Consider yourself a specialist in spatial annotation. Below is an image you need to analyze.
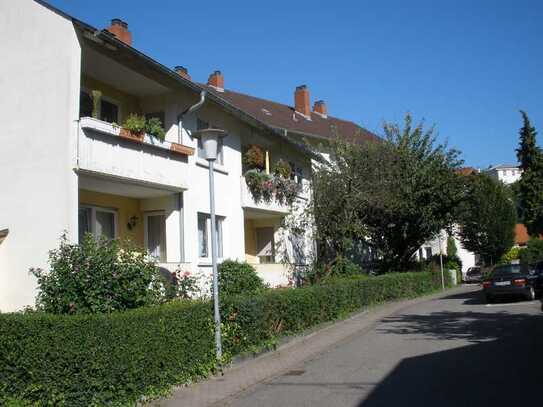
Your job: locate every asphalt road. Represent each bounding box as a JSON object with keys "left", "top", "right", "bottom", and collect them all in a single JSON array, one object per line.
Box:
[{"left": 223, "top": 286, "right": 543, "bottom": 407}]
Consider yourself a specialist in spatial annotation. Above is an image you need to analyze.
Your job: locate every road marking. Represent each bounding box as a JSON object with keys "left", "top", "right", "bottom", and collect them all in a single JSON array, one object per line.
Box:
[{"left": 485, "top": 301, "right": 540, "bottom": 308}]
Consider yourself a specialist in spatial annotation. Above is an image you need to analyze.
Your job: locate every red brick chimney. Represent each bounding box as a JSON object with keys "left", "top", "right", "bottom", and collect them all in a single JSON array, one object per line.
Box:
[
  {"left": 175, "top": 66, "right": 191, "bottom": 81},
  {"left": 313, "top": 100, "right": 327, "bottom": 118},
  {"left": 294, "top": 85, "right": 311, "bottom": 118},
  {"left": 107, "top": 19, "right": 132, "bottom": 46},
  {"left": 207, "top": 71, "right": 224, "bottom": 92}
]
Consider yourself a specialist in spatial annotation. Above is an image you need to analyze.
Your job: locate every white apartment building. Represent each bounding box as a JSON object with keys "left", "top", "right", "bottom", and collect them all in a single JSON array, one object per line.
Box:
[
  {"left": 0, "top": 0, "right": 377, "bottom": 311},
  {"left": 483, "top": 164, "right": 522, "bottom": 185}
]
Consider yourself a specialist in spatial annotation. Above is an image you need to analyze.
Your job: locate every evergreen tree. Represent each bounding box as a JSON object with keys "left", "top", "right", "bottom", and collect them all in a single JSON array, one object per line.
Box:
[
  {"left": 516, "top": 111, "right": 539, "bottom": 171},
  {"left": 516, "top": 111, "right": 543, "bottom": 236}
]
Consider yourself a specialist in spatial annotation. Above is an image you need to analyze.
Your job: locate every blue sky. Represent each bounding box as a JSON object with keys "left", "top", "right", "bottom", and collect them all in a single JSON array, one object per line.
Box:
[{"left": 47, "top": 0, "right": 543, "bottom": 168}]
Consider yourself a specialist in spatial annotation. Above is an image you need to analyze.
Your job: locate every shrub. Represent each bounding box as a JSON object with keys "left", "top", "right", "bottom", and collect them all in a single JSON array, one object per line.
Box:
[
  {"left": 0, "top": 272, "right": 447, "bottom": 406},
  {"left": 123, "top": 113, "right": 146, "bottom": 134},
  {"left": 243, "top": 145, "right": 265, "bottom": 170},
  {"left": 218, "top": 260, "right": 265, "bottom": 297},
  {"left": 30, "top": 234, "right": 160, "bottom": 314},
  {"left": 0, "top": 301, "right": 215, "bottom": 406},
  {"left": 499, "top": 246, "right": 521, "bottom": 264},
  {"left": 519, "top": 237, "right": 543, "bottom": 264},
  {"left": 145, "top": 117, "right": 166, "bottom": 141}
]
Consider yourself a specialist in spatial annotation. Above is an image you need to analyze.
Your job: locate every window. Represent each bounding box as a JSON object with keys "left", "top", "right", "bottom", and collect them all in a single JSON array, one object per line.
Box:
[
  {"left": 198, "top": 213, "right": 224, "bottom": 259},
  {"left": 256, "top": 227, "right": 275, "bottom": 264},
  {"left": 145, "top": 212, "right": 166, "bottom": 262},
  {"left": 198, "top": 213, "right": 208, "bottom": 258},
  {"left": 294, "top": 166, "right": 303, "bottom": 185},
  {"left": 424, "top": 247, "right": 432, "bottom": 259},
  {"left": 79, "top": 91, "right": 93, "bottom": 118},
  {"left": 145, "top": 111, "right": 166, "bottom": 128},
  {"left": 289, "top": 162, "right": 303, "bottom": 185},
  {"left": 100, "top": 99, "right": 119, "bottom": 123},
  {"left": 196, "top": 118, "right": 224, "bottom": 164},
  {"left": 78, "top": 206, "right": 117, "bottom": 241}
]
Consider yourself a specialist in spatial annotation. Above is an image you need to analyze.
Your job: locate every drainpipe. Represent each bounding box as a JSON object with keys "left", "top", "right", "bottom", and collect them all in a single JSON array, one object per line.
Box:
[{"left": 177, "top": 90, "right": 207, "bottom": 143}]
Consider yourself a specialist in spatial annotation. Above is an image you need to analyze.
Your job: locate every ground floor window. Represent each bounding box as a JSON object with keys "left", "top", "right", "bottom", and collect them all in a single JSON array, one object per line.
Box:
[
  {"left": 145, "top": 212, "right": 167, "bottom": 262},
  {"left": 198, "top": 212, "right": 224, "bottom": 259},
  {"left": 78, "top": 205, "right": 117, "bottom": 241},
  {"left": 256, "top": 227, "right": 275, "bottom": 264},
  {"left": 425, "top": 247, "right": 433, "bottom": 259}
]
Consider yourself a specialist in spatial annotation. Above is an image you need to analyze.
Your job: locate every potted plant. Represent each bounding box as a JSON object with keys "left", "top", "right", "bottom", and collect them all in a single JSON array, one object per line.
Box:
[
  {"left": 272, "top": 159, "right": 292, "bottom": 179},
  {"left": 245, "top": 169, "right": 273, "bottom": 203},
  {"left": 120, "top": 114, "right": 146, "bottom": 142},
  {"left": 145, "top": 117, "right": 166, "bottom": 142},
  {"left": 243, "top": 145, "right": 265, "bottom": 171}
]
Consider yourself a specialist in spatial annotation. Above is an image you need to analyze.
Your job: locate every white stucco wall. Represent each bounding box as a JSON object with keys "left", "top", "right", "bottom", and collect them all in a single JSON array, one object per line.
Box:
[{"left": 0, "top": 0, "right": 81, "bottom": 311}]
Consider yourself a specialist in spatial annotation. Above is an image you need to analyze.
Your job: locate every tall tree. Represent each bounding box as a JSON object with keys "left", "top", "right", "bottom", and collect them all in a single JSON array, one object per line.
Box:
[
  {"left": 457, "top": 173, "right": 516, "bottom": 265},
  {"left": 515, "top": 111, "right": 543, "bottom": 235},
  {"left": 311, "top": 113, "right": 464, "bottom": 272}
]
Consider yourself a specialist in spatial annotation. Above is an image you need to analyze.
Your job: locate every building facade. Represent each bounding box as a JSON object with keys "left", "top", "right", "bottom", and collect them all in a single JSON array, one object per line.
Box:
[{"left": 0, "top": 0, "right": 375, "bottom": 311}]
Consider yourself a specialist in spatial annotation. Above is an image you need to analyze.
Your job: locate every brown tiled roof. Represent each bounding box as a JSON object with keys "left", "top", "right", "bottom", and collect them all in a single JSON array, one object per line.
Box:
[
  {"left": 515, "top": 223, "right": 530, "bottom": 246},
  {"left": 455, "top": 167, "right": 478, "bottom": 176},
  {"left": 202, "top": 85, "right": 379, "bottom": 143}
]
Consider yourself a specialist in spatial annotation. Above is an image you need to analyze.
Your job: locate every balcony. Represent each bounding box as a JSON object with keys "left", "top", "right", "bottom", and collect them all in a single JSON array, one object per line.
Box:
[
  {"left": 78, "top": 117, "right": 193, "bottom": 190},
  {"left": 240, "top": 176, "right": 291, "bottom": 215}
]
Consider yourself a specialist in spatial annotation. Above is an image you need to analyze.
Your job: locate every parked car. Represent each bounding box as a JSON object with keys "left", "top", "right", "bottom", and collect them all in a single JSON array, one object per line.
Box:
[
  {"left": 482, "top": 264, "right": 540, "bottom": 303},
  {"left": 464, "top": 266, "right": 482, "bottom": 283}
]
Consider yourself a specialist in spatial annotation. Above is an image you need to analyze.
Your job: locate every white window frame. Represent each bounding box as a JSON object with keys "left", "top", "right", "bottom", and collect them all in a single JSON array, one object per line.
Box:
[
  {"left": 79, "top": 205, "right": 118, "bottom": 241},
  {"left": 144, "top": 211, "right": 167, "bottom": 262},
  {"left": 197, "top": 212, "right": 225, "bottom": 260}
]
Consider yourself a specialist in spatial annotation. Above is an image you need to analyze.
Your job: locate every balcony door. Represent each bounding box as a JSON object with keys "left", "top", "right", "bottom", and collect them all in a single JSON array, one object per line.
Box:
[
  {"left": 256, "top": 227, "right": 275, "bottom": 264},
  {"left": 145, "top": 212, "right": 166, "bottom": 262}
]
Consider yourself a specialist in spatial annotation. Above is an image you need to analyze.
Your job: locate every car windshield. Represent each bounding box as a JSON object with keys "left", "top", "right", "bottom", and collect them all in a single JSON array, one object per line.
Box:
[
  {"left": 467, "top": 268, "right": 480, "bottom": 275},
  {"left": 492, "top": 264, "right": 529, "bottom": 277}
]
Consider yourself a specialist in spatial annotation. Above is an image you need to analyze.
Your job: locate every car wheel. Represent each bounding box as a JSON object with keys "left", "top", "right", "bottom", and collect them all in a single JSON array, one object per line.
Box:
[
  {"left": 526, "top": 287, "right": 536, "bottom": 301},
  {"left": 485, "top": 294, "right": 494, "bottom": 304}
]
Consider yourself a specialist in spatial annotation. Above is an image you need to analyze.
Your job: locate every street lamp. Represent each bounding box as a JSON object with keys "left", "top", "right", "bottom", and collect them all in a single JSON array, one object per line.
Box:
[
  {"left": 193, "top": 128, "right": 227, "bottom": 362},
  {"left": 438, "top": 232, "right": 445, "bottom": 290}
]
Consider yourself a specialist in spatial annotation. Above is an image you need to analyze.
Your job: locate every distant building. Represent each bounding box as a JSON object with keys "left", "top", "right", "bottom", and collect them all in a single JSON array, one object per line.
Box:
[{"left": 483, "top": 164, "right": 522, "bottom": 185}]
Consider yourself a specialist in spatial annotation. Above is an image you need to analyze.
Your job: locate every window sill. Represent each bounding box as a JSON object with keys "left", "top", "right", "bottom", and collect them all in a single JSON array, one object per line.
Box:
[
  {"left": 196, "top": 158, "right": 229, "bottom": 175},
  {"left": 197, "top": 258, "right": 224, "bottom": 267}
]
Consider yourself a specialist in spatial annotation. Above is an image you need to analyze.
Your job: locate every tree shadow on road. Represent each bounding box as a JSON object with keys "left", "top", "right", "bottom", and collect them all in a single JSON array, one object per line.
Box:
[{"left": 359, "top": 291, "right": 543, "bottom": 407}]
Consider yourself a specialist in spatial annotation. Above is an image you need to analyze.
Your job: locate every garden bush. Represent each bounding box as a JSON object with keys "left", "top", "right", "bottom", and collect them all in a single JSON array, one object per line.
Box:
[
  {"left": 519, "top": 237, "right": 543, "bottom": 265},
  {"left": 30, "top": 235, "right": 161, "bottom": 314},
  {"left": 218, "top": 260, "right": 265, "bottom": 297},
  {"left": 0, "top": 271, "right": 447, "bottom": 406}
]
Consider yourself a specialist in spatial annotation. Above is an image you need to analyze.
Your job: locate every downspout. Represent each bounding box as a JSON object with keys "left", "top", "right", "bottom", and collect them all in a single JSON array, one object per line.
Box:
[
  {"left": 177, "top": 90, "right": 206, "bottom": 143},
  {"left": 176, "top": 90, "right": 206, "bottom": 263}
]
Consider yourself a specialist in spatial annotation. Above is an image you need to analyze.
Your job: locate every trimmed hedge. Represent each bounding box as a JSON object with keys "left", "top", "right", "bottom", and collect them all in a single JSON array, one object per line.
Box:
[{"left": 0, "top": 271, "right": 447, "bottom": 406}]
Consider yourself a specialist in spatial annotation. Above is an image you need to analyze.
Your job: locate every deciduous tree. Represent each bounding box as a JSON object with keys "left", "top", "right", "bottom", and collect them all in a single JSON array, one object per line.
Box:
[
  {"left": 456, "top": 173, "right": 516, "bottom": 265},
  {"left": 311, "top": 113, "right": 464, "bottom": 272}
]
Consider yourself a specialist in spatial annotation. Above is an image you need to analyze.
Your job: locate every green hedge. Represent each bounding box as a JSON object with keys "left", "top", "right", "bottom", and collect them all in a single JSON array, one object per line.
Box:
[{"left": 0, "top": 271, "right": 447, "bottom": 406}]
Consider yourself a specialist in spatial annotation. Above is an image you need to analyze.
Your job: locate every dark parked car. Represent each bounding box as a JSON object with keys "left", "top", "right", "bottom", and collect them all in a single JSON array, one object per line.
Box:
[
  {"left": 482, "top": 263, "right": 540, "bottom": 303},
  {"left": 464, "top": 266, "right": 482, "bottom": 283}
]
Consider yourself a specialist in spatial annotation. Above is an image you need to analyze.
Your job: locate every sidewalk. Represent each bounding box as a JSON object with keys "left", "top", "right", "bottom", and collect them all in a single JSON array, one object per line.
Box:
[{"left": 151, "top": 285, "right": 471, "bottom": 407}]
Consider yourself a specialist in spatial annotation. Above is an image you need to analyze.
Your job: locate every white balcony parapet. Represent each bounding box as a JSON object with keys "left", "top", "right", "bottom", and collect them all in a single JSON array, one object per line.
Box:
[
  {"left": 77, "top": 117, "right": 191, "bottom": 190},
  {"left": 240, "top": 176, "right": 291, "bottom": 214}
]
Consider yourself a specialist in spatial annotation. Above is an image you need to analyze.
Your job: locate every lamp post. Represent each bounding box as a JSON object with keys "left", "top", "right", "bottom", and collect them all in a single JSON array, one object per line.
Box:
[
  {"left": 194, "top": 128, "right": 227, "bottom": 362},
  {"left": 438, "top": 232, "right": 445, "bottom": 290}
]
